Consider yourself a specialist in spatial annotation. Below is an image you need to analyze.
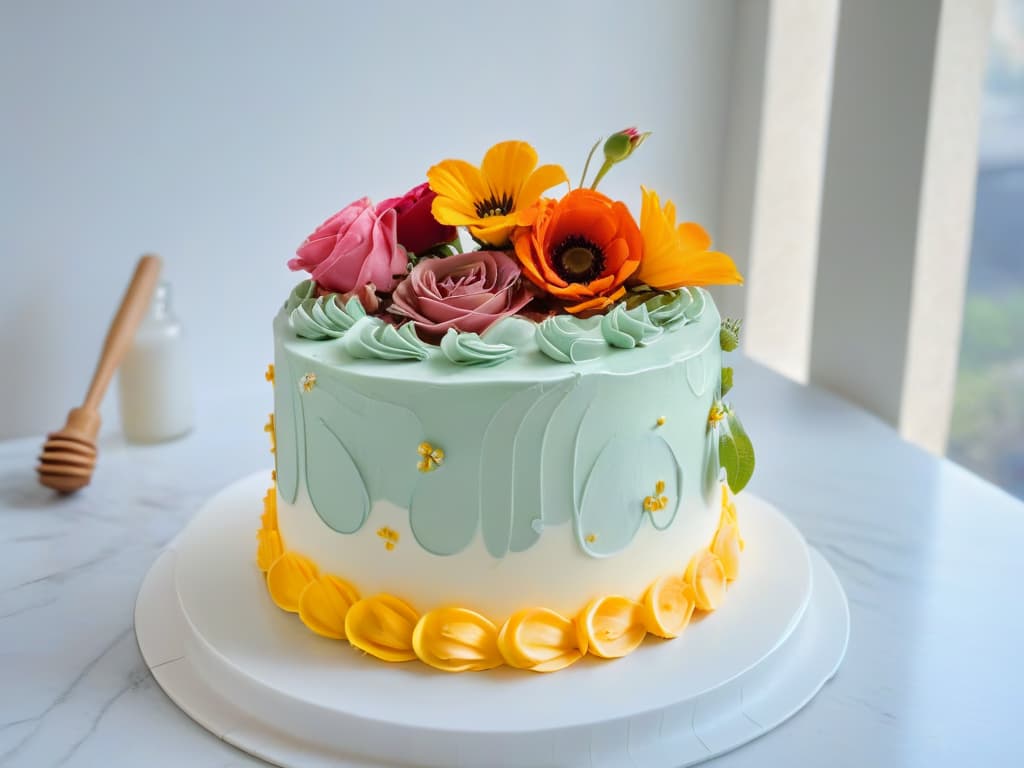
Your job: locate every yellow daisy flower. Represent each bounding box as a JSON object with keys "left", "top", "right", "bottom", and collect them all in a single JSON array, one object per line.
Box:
[
  {"left": 428, "top": 141, "right": 568, "bottom": 247},
  {"left": 636, "top": 186, "right": 743, "bottom": 290}
]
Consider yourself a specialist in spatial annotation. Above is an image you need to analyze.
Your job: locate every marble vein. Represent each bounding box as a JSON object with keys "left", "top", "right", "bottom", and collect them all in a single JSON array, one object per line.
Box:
[{"left": 0, "top": 627, "right": 133, "bottom": 763}]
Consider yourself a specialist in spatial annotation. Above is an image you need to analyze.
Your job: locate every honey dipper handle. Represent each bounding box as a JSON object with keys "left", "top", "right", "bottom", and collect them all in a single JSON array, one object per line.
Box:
[{"left": 82, "top": 254, "right": 163, "bottom": 413}]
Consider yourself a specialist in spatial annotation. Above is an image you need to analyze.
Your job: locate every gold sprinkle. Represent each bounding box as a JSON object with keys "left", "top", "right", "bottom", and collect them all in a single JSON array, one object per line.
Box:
[
  {"left": 377, "top": 526, "right": 399, "bottom": 550},
  {"left": 264, "top": 414, "right": 276, "bottom": 454},
  {"left": 656, "top": 416, "right": 666, "bottom": 427},
  {"left": 417, "top": 441, "right": 444, "bottom": 472},
  {"left": 643, "top": 480, "right": 669, "bottom": 513},
  {"left": 300, "top": 372, "right": 317, "bottom": 392},
  {"left": 271, "top": 469, "right": 277, "bottom": 483},
  {"left": 585, "top": 533, "right": 597, "bottom": 543},
  {"left": 265, "top": 364, "right": 275, "bottom": 384}
]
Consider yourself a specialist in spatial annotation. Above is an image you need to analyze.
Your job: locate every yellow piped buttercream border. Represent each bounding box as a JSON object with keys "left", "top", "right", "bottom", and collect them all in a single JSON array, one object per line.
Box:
[{"left": 256, "top": 483, "right": 743, "bottom": 672}]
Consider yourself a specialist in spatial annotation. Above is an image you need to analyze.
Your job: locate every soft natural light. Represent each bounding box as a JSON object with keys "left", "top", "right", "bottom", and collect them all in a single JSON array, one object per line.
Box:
[{"left": 949, "top": 0, "right": 1024, "bottom": 500}]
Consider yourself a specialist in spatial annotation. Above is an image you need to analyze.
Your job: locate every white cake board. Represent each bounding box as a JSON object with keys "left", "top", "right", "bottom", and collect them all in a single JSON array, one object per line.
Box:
[{"left": 135, "top": 473, "right": 848, "bottom": 768}]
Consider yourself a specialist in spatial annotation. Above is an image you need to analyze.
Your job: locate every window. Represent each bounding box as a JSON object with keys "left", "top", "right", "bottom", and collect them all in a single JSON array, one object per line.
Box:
[{"left": 949, "top": 0, "right": 1024, "bottom": 499}]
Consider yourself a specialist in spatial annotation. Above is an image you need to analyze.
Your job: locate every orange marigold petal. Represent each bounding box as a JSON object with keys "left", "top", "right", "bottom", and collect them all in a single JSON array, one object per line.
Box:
[
  {"left": 266, "top": 551, "right": 318, "bottom": 612},
  {"left": 637, "top": 185, "right": 743, "bottom": 290},
  {"left": 669, "top": 251, "right": 744, "bottom": 288},
  {"left": 513, "top": 231, "right": 550, "bottom": 289},
  {"left": 678, "top": 221, "right": 712, "bottom": 251},
  {"left": 565, "top": 289, "right": 623, "bottom": 315}
]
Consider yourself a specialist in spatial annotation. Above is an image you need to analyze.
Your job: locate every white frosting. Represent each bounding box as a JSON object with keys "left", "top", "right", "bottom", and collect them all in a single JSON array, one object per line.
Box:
[{"left": 277, "top": 482, "right": 719, "bottom": 618}]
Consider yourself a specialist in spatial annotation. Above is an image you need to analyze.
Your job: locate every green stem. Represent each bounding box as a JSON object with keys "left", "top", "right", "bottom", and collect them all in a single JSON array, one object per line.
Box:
[
  {"left": 590, "top": 159, "right": 613, "bottom": 190},
  {"left": 578, "top": 138, "right": 602, "bottom": 189}
]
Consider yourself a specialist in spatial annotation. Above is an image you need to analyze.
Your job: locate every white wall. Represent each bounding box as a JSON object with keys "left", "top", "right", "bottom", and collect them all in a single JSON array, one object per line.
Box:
[{"left": 0, "top": 0, "right": 738, "bottom": 439}]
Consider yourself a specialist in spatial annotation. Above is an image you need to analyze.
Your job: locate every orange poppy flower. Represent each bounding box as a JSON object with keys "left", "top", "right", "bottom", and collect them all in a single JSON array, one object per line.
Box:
[{"left": 513, "top": 189, "right": 642, "bottom": 315}]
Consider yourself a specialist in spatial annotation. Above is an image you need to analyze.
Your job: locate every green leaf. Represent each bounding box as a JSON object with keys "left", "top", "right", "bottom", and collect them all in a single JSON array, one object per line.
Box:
[
  {"left": 721, "top": 366, "right": 733, "bottom": 396},
  {"left": 724, "top": 408, "right": 755, "bottom": 493},
  {"left": 718, "top": 427, "right": 739, "bottom": 493}
]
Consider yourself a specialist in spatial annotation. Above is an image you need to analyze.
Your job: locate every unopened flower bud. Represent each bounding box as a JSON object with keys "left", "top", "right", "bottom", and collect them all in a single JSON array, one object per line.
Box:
[{"left": 603, "top": 127, "right": 650, "bottom": 164}]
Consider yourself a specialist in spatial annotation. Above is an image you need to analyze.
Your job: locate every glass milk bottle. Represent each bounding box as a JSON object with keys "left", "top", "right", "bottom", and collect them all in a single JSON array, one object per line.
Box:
[{"left": 118, "top": 281, "right": 194, "bottom": 443}]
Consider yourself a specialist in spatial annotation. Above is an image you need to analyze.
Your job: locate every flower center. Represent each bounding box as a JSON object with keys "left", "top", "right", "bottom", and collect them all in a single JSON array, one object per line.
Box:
[
  {"left": 552, "top": 235, "right": 605, "bottom": 283},
  {"left": 474, "top": 192, "right": 514, "bottom": 219}
]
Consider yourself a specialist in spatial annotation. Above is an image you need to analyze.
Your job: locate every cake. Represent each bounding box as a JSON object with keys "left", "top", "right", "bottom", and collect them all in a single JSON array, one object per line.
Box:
[{"left": 256, "top": 130, "right": 755, "bottom": 672}]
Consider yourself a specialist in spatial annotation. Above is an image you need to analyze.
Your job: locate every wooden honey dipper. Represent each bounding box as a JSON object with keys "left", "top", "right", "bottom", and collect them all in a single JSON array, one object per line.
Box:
[{"left": 37, "top": 254, "right": 163, "bottom": 493}]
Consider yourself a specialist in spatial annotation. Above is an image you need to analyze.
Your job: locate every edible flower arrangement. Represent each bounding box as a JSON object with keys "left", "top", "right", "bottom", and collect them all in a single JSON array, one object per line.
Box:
[{"left": 288, "top": 128, "right": 743, "bottom": 340}]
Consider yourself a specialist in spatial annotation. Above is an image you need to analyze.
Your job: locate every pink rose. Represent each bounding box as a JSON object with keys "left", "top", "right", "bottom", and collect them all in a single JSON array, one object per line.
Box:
[
  {"left": 289, "top": 198, "right": 407, "bottom": 294},
  {"left": 389, "top": 251, "right": 533, "bottom": 339},
  {"left": 375, "top": 182, "right": 456, "bottom": 255}
]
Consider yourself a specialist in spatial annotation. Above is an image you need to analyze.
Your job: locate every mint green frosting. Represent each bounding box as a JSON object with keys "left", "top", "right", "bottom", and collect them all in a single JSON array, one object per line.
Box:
[
  {"left": 440, "top": 329, "right": 516, "bottom": 367},
  {"left": 648, "top": 287, "right": 706, "bottom": 330},
  {"left": 577, "top": 433, "right": 682, "bottom": 557},
  {"left": 342, "top": 317, "right": 428, "bottom": 361},
  {"left": 273, "top": 337, "right": 301, "bottom": 504},
  {"left": 481, "top": 316, "right": 536, "bottom": 348},
  {"left": 273, "top": 289, "right": 723, "bottom": 560},
  {"left": 290, "top": 295, "right": 367, "bottom": 340},
  {"left": 600, "top": 304, "right": 663, "bottom": 349},
  {"left": 535, "top": 316, "right": 606, "bottom": 363},
  {"left": 284, "top": 279, "right": 317, "bottom": 312}
]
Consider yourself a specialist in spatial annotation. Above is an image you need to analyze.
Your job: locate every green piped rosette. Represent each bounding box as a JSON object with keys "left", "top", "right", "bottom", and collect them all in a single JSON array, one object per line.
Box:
[
  {"left": 625, "top": 286, "right": 706, "bottom": 330},
  {"left": 600, "top": 304, "right": 662, "bottom": 348},
  {"left": 343, "top": 317, "right": 429, "bottom": 361},
  {"left": 290, "top": 293, "right": 367, "bottom": 340},
  {"left": 284, "top": 278, "right": 317, "bottom": 312},
  {"left": 535, "top": 316, "right": 606, "bottom": 363},
  {"left": 440, "top": 329, "right": 516, "bottom": 367}
]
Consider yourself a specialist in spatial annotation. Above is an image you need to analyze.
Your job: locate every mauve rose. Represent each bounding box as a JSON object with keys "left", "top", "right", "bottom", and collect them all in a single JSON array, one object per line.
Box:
[
  {"left": 376, "top": 182, "right": 456, "bottom": 256},
  {"left": 389, "top": 251, "right": 533, "bottom": 338},
  {"left": 289, "top": 198, "right": 407, "bottom": 294}
]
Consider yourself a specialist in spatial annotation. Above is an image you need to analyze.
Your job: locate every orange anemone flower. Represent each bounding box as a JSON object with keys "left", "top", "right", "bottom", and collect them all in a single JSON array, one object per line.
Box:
[
  {"left": 427, "top": 141, "right": 568, "bottom": 248},
  {"left": 636, "top": 186, "right": 743, "bottom": 290},
  {"left": 513, "top": 189, "right": 642, "bottom": 315}
]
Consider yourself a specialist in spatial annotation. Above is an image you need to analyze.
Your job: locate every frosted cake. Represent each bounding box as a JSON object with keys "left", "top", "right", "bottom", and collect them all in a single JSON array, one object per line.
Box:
[{"left": 257, "top": 130, "right": 755, "bottom": 672}]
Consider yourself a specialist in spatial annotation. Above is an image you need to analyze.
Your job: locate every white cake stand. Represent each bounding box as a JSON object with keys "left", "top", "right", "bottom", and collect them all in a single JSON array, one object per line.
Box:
[{"left": 135, "top": 473, "right": 848, "bottom": 768}]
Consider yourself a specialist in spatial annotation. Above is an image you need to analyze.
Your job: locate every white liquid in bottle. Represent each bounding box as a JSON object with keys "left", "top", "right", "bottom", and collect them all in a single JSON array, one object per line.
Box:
[{"left": 118, "top": 282, "right": 194, "bottom": 443}]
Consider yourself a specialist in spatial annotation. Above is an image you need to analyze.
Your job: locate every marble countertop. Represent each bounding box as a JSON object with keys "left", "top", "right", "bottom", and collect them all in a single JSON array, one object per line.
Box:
[{"left": 2, "top": 356, "right": 1023, "bottom": 767}]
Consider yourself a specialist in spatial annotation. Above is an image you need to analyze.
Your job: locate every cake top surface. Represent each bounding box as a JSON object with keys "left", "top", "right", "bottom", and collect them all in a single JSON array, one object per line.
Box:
[
  {"left": 280, "top": 128, "right": 743, "bottom": 372},
  {"left": 276, "top": 287, "right": 721, "bottom": 384}
]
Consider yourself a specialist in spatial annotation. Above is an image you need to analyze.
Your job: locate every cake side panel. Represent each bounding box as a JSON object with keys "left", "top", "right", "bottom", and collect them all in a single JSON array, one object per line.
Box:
[{"left": 271, "top": 311, "right": 724, "bottom": 618}]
